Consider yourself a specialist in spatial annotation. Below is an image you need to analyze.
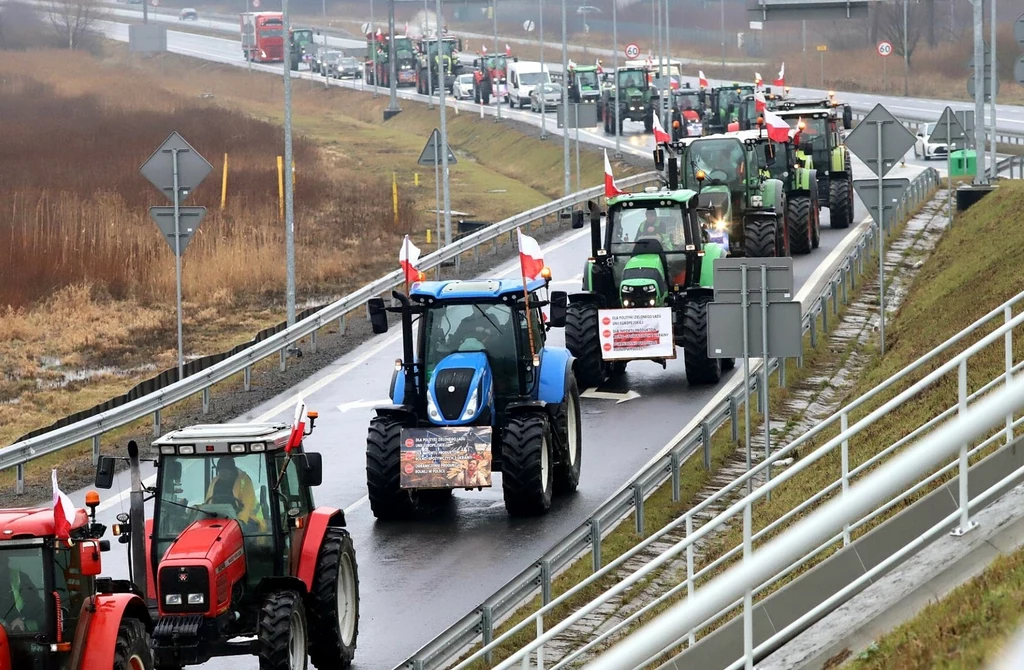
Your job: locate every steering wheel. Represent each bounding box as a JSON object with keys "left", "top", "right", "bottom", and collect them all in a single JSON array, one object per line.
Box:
[{"left": 708, "top": 169, "right": 729, "bottom": 182}]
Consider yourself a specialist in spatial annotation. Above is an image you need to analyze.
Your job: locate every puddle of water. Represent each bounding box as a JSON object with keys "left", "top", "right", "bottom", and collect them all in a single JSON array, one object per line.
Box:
[{"left": 36, "top": 363, "right": 159, "bottom": 390}]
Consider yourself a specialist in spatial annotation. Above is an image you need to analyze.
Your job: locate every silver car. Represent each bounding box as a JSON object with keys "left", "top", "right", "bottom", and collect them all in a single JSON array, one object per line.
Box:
[
  {"left": 529, "top": 83, "right": 562, "bottom": 112},
  {"left": 453, "top": 73, "right": 475, "bottom": 100}
]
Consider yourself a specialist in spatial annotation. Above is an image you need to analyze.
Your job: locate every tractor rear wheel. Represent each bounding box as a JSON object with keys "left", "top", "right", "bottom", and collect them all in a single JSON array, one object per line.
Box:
[
  {"left": 259, "top": 590, "right": 308, "bottom": 670},
  {"left": 501, "top": 414, "right": 554, "bottom": 516},
  {"left": 787, "top": 195, "right": 813, "bottom": 255},
  {"left": 553, "top": 377, "right": 582, "bottom": 495},
  {"left": 811, "top": 199, "right": 821, "bottom": 249},
  {"left": 309, "top": 528, "right": 360, "bottom": 669},
  {"left": 564, "top": 302, "right": 605, "bottom": 389},
  {"left": 644, "top": 109, "right": 654, "bottom": 133},
  {"left": 366, "top": 417, "right": 451, "bottom": 520},
  {"left": 742, "top": 216, "right": 778, "bottom": 258},
  {"left": 829, "top": 178, "right": 852, "bottom": 229},
  {"left": 113, "top": 618, "right": 153, "bottom": 670},
  {"left": 682, "top": 295, "right": 722, "bottom": 386}
]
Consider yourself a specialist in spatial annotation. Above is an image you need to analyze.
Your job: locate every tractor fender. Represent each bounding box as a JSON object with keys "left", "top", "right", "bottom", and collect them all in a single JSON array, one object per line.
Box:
[
  {"left": 761, "top": 178, "right": 785, "bottom": 213},
  {"left": 505, "top": 400, "right": 552, "bottom": 418},
  {"left": 699, "top": 243, "right": 726, "bottom": 287},
  {"left": 566, "top": 290, "right": 605, "bottom": 308},
  {"left": 373, "top": 405, "right": 417, "bottom": 423},
  {"left": 536, "top": 347, "right": 574, "bottom": 405},
  {"left": 0, "top": 624, "right": 9, "bottom": 670},
  {"left": 74, "top": 593, "right": 151, "bottom": 670},
  {"left": 831, "top": 145, "right": 847, "bottom": 174},
  {"left": 684, "top": 286, "right": 715, "bottom": 301},
  {"left": 295, "top": 508, "right": 347, "bottom": 591}
]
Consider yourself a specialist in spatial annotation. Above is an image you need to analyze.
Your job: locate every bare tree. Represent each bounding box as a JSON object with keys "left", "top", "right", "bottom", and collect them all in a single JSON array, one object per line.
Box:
[
  {"left": 47, "top": 0, "right": 102, "bottom": 50},
  {"left": 875, "top": 0, "right": 926, "bottom": 67}
]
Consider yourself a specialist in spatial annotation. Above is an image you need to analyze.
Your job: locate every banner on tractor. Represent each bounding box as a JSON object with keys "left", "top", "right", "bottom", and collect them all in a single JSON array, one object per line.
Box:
[
  {"left": 598, "top": 308, "right": 675, "bottom": 361},
  {"left": 399, "top": 427, "right": 493, "bottom": 489}
]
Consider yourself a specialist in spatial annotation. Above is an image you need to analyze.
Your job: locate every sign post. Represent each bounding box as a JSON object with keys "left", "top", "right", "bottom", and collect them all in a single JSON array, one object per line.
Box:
[
  {"left": 930, "top": 106, "right": 967, "bottom": 222},
  {"left": 877, "top": 40, "right": 892, "bottom": 91},
  {"left": 139, "top": 132, "right": 213, "bottom": 381},
  {"left": 816, "top": 44, "right": 827, "bottom": 86},
  {"left": 417, "top": 129, "right": 457, "bottom": 250}
]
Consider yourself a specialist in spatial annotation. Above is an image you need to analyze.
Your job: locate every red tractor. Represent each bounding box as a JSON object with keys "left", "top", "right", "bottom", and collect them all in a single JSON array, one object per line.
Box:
[
  {"left": 94, "top": 413, "right": 360, "bottom": 670},
  {"left": 472, "top": 52, "right": 510, "bottom": 104},
  {"left": 0, "top": 490, "right": 154, "bottom": 669}
]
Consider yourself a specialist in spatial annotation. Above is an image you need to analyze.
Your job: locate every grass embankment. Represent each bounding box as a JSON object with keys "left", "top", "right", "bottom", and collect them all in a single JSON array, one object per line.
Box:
[{"left": 0, "top": 45, "right": 634, "bottom": 476}]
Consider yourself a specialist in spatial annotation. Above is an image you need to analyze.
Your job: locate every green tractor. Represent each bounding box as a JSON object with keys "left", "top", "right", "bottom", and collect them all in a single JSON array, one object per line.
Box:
[
  {"left": 703, "top": 83, "right": 757, "bottom": 134},
  {"left": 567, "top": 64, "right": 603, "bottom": 111},
  {"left": 666, "top": 133, "right": 791, "bottom": 259},
  {"left": 727, "top": 88, "right": 785, "bottom": 132},
  {"left": 548, "top": 179, "right": 734, "bottom": 389},
  {"left": 773, "top": 97, "right": 855, "bottom": 229},
  {"left": 601, "top": 66, "right": 657, "bottom": 135},
  {"left": 288, "top": 27, "right": 316, "bottom": 71}
]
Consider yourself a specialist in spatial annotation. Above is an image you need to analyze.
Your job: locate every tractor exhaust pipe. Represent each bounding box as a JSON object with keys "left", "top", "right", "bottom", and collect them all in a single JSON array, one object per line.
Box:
[
  {"left": 391, "top": 291, "right": 418, "bottom": 409},
  {"left": 667, "top": 156, "right": 679, "bottom": 190},
  {"left": 126, "top": 440, "right": 147, "bottom": 600},
  {"left": 588, "top": 200, "right": 602, "bottom": 257}
]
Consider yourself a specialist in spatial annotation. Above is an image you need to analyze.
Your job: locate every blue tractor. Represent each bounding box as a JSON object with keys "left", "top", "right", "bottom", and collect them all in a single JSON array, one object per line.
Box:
[{"left": 364, "top": 277, "right": 582, "bottom": 519}]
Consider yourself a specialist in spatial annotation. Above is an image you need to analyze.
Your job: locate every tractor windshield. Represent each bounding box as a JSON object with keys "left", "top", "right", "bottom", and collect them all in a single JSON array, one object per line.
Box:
[
  {"left": 686, "top": 138, "right": 747, "bottom": 187},
  {"left": 617, "top": 70, "right": 646, "bottom": 90},
  {"left": 786, "top": 116, "right": 829, "bottom": 153},
  {"left": 609, "top": 205, "right": 688, "bottom": 254},
  {"left": 0, "top": 547, "right": 46, "bottom": 636},
  {"left": 575, "top": 70, "right": 598, "bottom": 89},
  {"left": 423, "top": 303, "right": 517, "bottom": 381}
]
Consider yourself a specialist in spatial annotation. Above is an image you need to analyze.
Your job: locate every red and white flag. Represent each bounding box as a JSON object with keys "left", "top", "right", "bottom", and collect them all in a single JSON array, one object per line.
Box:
[
  {"left": 285, "top": 397, "right": 306, "bottom": 454},
  {"left": 652, "top": 112, "right": 671, "bottom": 144},
  {"left": 52, "top": 469, "right": 75, "bottom": 541},
  {"left": 773, "top": 62, "right": 785, "bottom": 87},
  {"left": 755, "top": 72, "right": 763, "bottom": 87},
  {"left": 763, "top": 109, "right": 792, "bottom": 143},
  {"left": 505, "top": 43, "right": 512, "bottom": 57},
  {"left": 604, "top": 149, "right": 624, "bottom": 198},
  {"left": 698, "top": 70, "right": 708, "bottom": 88},
  {"left": 481, "top": 44, "right": 488, "bottom": 54},
  {"left": 754, "top": 90, "right": 767, "bottom": 113},
  {"left": 399, "top": 235, "right": 421, "bottom": 284},
  {"left": 517, "top": 229, "right": 544, "bottom": 280}
]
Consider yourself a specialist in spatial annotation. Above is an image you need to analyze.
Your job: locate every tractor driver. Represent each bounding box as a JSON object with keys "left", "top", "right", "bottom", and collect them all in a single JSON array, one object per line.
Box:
[
  {"left": 695, "top": 142, "right": 745, "bottom": 186},
  {"left": 638, "top": 208, "right": 685, "bottom": 251},
  {"left": 0, "top": 556, "right": 44, "bottom": 634},
  {"left": 205, "top": 456, "right": 267, "bottom": 533}
]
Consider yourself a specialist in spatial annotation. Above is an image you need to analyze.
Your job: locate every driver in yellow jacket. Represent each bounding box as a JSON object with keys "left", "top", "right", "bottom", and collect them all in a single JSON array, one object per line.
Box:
[{"left": 205, "top": 456, "right": 267, "bottom": 533}]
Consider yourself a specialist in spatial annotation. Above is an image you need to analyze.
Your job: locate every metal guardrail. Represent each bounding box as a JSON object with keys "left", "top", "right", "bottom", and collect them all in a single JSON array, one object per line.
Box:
[
  {"left": 0, "top": 172, "right": 661, "bottom": 490},
  {"left": 401, "top": 167, "right": 941, "bottom": 669}
]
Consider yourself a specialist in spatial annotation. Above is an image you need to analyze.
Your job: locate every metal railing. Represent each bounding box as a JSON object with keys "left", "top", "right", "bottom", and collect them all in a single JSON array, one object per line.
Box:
[
  {"left": 400, "top": 169, "right": 941, "bottom": 669},
  {"left": 0, "top": 173, "right": 661, "bottom": 490},
  {"left": 494, "top": 224, "right": 1024, "bottom": 670}
]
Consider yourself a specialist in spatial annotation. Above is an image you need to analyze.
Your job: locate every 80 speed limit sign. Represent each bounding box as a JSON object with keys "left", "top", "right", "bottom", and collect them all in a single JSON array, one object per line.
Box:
[
  {"left": 877, "top": 41, "right": 893, "bottom": 57},
  {"left": 625, "top": 43, "right": 640, "bottom": 59}
]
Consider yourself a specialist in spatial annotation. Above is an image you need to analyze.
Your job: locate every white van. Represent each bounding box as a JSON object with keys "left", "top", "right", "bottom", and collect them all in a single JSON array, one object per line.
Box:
[{"left": 506, "top": 61, "right": 551, "bottom": 109}]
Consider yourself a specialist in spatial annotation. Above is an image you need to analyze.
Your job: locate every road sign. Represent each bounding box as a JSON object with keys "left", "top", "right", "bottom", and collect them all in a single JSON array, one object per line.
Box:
[
  {"left": 417, "top": 128, "right": 457, "bottom": 166},
  {"left": 151, "top": 0, "right": 158, "bottom": 6},
  {"left": 139, "top": 132, "right": 213, "bottom": 205},
  {"left": 843, "top": 103, "right": 916, "bottom": 178},
  {"left": 253, "top": 0, "right": 260, "bottom": 6},
  {"left": 557, "top": 102, "right": 598, "bottom": 129},
  {"left": 148, "top": 207, "right": 207, "bottom": 256},
  {"left": 625, "top": 43, "right": 640, "bottom": 59},
  {"left": 967, "top": 73, "right": 999, "bottom": 100},
  {"left": 853, "top": 178, "right": 910, "bottom": 231},
  {"left": 965, "top": 41, "right": 992, "bottom": 68},
  {"left": 955, "top": 110, "right": 976, "bottom": 139},
  {"left": 1016, "top": 56, "right": 1024, "bottom": 86},
  {"left": 816, "top": 44, "right": 827, "bottom": 52},
  {"left": 929, "top": 107, "right": 967, "bottom": 146},
  {"left": 523, "top": 19, "right": 535, "bottom": 32},
  {"left": 712, "top": 257, "right": 794, "bottom": 304},
  {"left": 360, "top": 21, "right": 370, "bottom": 34},
  {"left": 708, "top": 302, "right": 803, "bottom": 358},
  {"left": 877, "top": 41, "right": 892, "bottom": 57},
  {"left": 1016, "top": 12, "right": 1024, "bottom": 47}
]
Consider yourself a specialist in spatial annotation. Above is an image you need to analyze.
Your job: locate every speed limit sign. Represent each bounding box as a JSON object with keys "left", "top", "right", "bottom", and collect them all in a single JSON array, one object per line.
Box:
[
  {"left": 625, "top": 43, "right": 640, "bottom": 59},
  {"left": 877, "top": 41, "right": 893, "bottom": 57},
  {"left": 253, "top": 0, "right": 261, "bottom": 6}
]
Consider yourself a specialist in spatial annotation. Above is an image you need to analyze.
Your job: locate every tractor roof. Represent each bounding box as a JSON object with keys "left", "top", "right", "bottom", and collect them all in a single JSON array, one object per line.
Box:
[
  {"left": 774, "top": 106, "right": 833, "bottom": 117},
  {"left": 0, "top": 507, "right": 88, "bottom": 541},
  {"left": 411, "top": 278, "right": 548, "bottom": 302},
  {"left": 152, "top": 422, "right": 295, "bottom": 456},
  {"left": 607, "top": 188, "right": 698, "bottom": 207}
]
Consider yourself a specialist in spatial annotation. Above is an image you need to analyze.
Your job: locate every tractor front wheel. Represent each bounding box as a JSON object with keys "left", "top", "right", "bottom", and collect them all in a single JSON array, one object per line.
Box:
[
  {"left": 742, "top": 216, "right": 778, "bottom": 258},
  {"left": 502, "top": 414, "right": 554, "bottom": 516},
  {"left": 564, "top": 302, "right": 605, "bottom": 389},
  {"left": 787, "top": 195, "right": 814, "bottom": 255},
  {"left": 259, "top": 590, "right": 309, "bottom": 670},
  {"left": 682, "top": 295, "right": 723, "bottom": 386},
  {"left": 553, "top": 377, "right": 582, "bottom": 495},
  {"left": 829, "top": 178, "right": 852, "bottom": 229},
  {"left": 114, "top": 618, "right": 153, "bottom": 670},
  {"left": 366, "top": 417, "right": 451, "bottom": 520},
  {"left": 644, "top": 109, "right": 654, "bottom": 133},
  {"left": 309, "top": 528, "right": 360, "bottom": 669}
]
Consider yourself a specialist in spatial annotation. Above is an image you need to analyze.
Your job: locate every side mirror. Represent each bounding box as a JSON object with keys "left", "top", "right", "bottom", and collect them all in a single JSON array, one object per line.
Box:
[
  {"left": 79, "top": 540, "right": 103, "bottom": 577},
  {"left": 843, "top": 104, "right": 852, "bottom": 130},
  {"left": 301, "top": 452, "right": 324, "bottom": 487},
  {"left": 653, "top": 146, "right": 665, "bottom": 171},
  {"left": 167, "top": 459, "right": 182, "bottom": 481},
  {"left": 799, "top": 141, "right": 814, "bottom": 155},
  {"left": 95, "top": 456, "right": 115, "bottom": 490},
  {"left": 571, "top": 210, "right": 586, "bottom": 229},
  {"left": 549, "top": 292, "right": 568, "bottom": 328},
  {"left": 368, "top": 297, "right": 389, "bottom": 334}
]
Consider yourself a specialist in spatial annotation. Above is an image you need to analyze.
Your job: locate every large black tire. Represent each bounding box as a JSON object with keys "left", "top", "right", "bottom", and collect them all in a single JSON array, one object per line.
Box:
[
  {"left": 553, "top": 376, "right": 582, "bottom": 495},
  {"left": 259, "top": 591, "right": 308, "bottom": 670},
  {"left": 309, "top": 528, "right": 359, "bottom": 669},
  {"left": 366, "top": 417, "right": 450, "bottom": 519},
  {"left": 501, "top": 414, "right": 554, "bottom": 516},
  {"left": 564, "top": 302, "right": 605, "bottom": 389},
  {"left": 682, "top": 295, "right": 722, "bottom": 386},
  {"left": 829, "top": 178, "right": 852, "bottom": 229},
  {"left": 742, "top": 216, "right": 778, "bottom": 258},
  {"left": 114, "top": 618, "right": 153, "bottom": 670},
  {"left": 644, "top": 109, "right": 654, "bottom": 133},
  {"left": 811, "top": 198, "right": 821, "bottom": 249},
  {"left": 787, "top": 195, "right": 813, "bottom": 255}
]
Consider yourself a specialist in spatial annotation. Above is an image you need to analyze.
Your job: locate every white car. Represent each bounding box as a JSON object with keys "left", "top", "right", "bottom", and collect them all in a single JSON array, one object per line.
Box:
[
  {"left": 913, "top": 122, "right": 948, "bottom": 161},
  {"left": 453, "top": 73, "right": 474, "bottom": 100}
]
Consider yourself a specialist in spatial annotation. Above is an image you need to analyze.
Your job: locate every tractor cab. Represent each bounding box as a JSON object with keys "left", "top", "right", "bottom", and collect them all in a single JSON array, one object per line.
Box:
[
  {"left": 669, "top": 85, "right": 705, "bottom": 140},
  {"left": 94, "top": 420, "right": 360, "bottom": 669},
  {"left": 288, "top": 27, "right": 316, "bottom": 69},
  {"left": 567, "top": 64, "right": 601, "bottom": 104},
  {"left": 601, "top": 66, "right": 656, "bottom": 135},
  {"left": 705, "top": 84, "right": 756, "bottom": 134},
  {"left": 0, "top": 493, "right": 153, "bottom": 670},
  {"left": 729, "top": 88, "right": 784, "bottom": 131}
]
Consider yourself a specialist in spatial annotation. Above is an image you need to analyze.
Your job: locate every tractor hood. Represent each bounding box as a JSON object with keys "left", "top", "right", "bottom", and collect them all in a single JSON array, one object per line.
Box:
[
  {"left": 427, "top": 352, "right": 494, "bottom": 426},
  {"left": 161, "top": 518, "right": 245, "bottom": 567},
  {"left": 620, "top": 252, "right": 667, "bottom": 308}
]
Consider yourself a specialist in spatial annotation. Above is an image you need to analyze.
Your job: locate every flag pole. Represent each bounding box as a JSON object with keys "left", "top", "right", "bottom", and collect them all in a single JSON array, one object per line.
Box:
[
  {"left": 403, "top": 235, "right": 410, "bottom": 295},
  {"left": 517, "top": 228, "right": 539, "bottom": 364}
]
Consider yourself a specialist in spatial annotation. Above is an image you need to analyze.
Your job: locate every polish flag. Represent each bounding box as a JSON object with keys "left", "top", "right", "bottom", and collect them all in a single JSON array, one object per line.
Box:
[
  {"left": 517, "top": 229, "right": 545, "bottom": 280},
  {"left": 482, "top": 44, "right": 487, "bottom": 54},
  {"left": 285, "top": 397, "right": 306, "bottom": 454},
  {"left": 52, "top": 469, "right": 75, "bottom": 541},
  {"left": 755, "top": 72, "right": 763, "bottom": 87},
  {"left": 505, "top": 43, "right": 512, "bottom": 57},
  {"left": 604, "top": 150, "right": 624, "bottom": 198},
  {"left": 754, "top": 90, "right": 767, "bottom": 113},
  {"left": 773, "top": 62, "right": 785, "bottom": 87},
  {"left": 698, "top": 70, "right": 708, "bottom": 88},
  {"left": 763, "top": 109, "right": 792, "bottom": 143},
  {"left": 652, "top": 112, "right": 671, "bottom": 145},
  {"left": 399, "top": 235, "right": 421, "bottom": 284}
]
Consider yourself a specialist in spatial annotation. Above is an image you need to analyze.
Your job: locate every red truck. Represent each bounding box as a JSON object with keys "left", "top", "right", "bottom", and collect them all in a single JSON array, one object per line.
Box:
[{"left": 241, "top": 11, "right": 284, "bottom": 62}]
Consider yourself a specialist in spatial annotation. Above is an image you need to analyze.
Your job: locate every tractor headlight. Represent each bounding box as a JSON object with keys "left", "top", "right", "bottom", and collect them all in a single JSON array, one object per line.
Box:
[
  {"left": 642, "top": 284, "right": 657, "bottom": 293},
  {"left": 714, "top": 219, "right": 727, "bottom": 231},
  {"left": 649, "top": 299, "right": 656, "bottom": 306},
  {"left": 460, "top": 387, "right": 480, "bottom": 421},
  {"left": 165, "top": 594, "right": 183, "bottom": 606},
  {"left": 427, "top": 394, "right": 442, "bottom": 422},
  {"left": 187, "top": 593, "right": 205, "bottom": 605},
  {"left": 750, "top": 195, "right": 763, "bottom": 207},
  {"left": 622, "top": 299, "right": 632, "bottom": 307}
]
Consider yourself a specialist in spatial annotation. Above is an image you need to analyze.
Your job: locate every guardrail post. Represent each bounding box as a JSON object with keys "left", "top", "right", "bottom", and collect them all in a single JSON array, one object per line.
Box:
[
  {"left": 279, "top": 349, "right": 287, "bottom": 372},
  {"left": 633, "top": 484, "right": 644, "bottom": 536},
  {"left": 202, "top": 388, "right": 210, "bottom": 414},
  {"left": 338, "top": 314, "right": 346, "bottom": 335},
  {"left": 153, "top": 410, "right": 161, "bottom": 438},
  {"left": 841, "top": 411, "right": 850, "bottom": 546},
  {"left": 16, "top": 464, "right": 23, "bottom": 495},
  {"left": 730, "top": 396, "right": 739, "bottom": 442},
  {"left": 686, "top": 514, "right": 695, "bottom": 646},
  {"left": 540, "top": 560, "right": 552, "bottom": 605},
  {"left": 474, "top": 244, "right": 480, "bottom": 263},
  {"left": 310, "top": 329, "right": 318, "bottom": 354},
  {"left": 590, "top": 519, "right": 602, "bottom": 571},
  {"left": 525, "top": 218, "right": 532, "bottom": 236},
  {"left": 1006, "top": 305, "right": 1014, "bottom": 445},
  {"left": 481, "top": 605, "right": 494, "bottom": 665},
  {"left": 850, "top": 253, "right": 857, "bottom": 290},
  {"left": 821, "top": 295, "right": 829, "bottom": 333},
  {"left": 92, "top": 435, "right": 100, "bottom": 466},
  {"left": 701, "top": 422, "right": 712, "bottom": 471},
  {"left": 810, "top": 310, "right": 818, "bottom": 348},
  {"left": 832, "top": 279, "right": 840, "bottom": 315},
  {"left": 671, "top": 452, "right": 682, "bottom": 502},
  {"left": 842, "top": 266, "right": 849, "bottom": 304},
  {"left": 952, "top": 359, "right": 979, "bottom": 536},
  {"left": 743, "top": 501, "right": 753, "bottom": 668},
  {"left": 244, "top": 365, "right": 252, "bottom": 392}
]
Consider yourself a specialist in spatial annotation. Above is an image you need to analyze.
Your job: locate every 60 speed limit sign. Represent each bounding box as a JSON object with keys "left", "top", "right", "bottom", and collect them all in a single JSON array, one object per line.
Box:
[
  {"left": 625, "top": 43, "right": 640, "bottom": 59},
  {"left": 877, "top": 41, "right": 893, "bottom": 57}
]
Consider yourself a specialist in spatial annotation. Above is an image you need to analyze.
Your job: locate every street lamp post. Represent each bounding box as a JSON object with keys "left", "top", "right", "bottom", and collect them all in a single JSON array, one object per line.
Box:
[
  {"left": 436, "top": 0, "right": 452, "bottom": 246},
  {"left": 720, "top": 0, "right": 726, "bottom": 66},
  {"left": 384, "top": 0, "right": 401, "bottom": 119},
  {"left": 903, "top": 0, "right": 909, "bottom": 96},
  {"left": 561, "top": 0, "right": 570, "bottom": 196},
  {"left": 539, "top": 0, "right": 547, "bottom": 139},
  {"left": 425, "top": 0, "right": 433, "bottom": 109},
  {"left": 613, "top": 0, "right": 620, "bottom": 157},
  {"left": 283, "top": 0, "right": 296, "bottom": 325},
  {"left": 493, "top": 0, "right": 501, "bottom": 121}
]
